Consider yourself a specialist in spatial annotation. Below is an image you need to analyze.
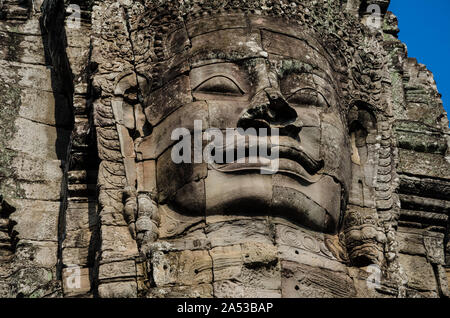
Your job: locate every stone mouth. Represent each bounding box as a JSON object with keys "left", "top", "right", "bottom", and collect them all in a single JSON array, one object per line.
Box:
[
  {"left": 209, "top": 136, "right": 323, "bottom": 183},
  {"left": 275, "top": 136, "right": 324, "bottom": 174}
]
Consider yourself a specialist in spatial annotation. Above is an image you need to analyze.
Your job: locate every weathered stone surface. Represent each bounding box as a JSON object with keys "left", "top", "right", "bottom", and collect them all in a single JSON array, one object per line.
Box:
[
  {"left": 99, "top": 260, "right": 137, "bottom": 281},
  {"left": 347, "top": 267, "right": 395, "bottom": 298},
  {"left": 98, "top": 281, "right": 137, "bottom": 298},
  {"left": 277, "top": 244, "right": 347, "bottom": 274},
  {"left": 19, "top": 89, "right": 72, "bottom": 127},
  {"left": 9, "top": 117, "right": 71, "bottom": 161},
  {"left": 0, "top": 0, "right": 449, "bottom": 299},
  {"left": 397, "top": 227, "right": 427, "bottom": 256},
  {"left": 148, "top": 284, "right": 213, "bottom": 298},
  {"left": 210, "top": 245, "right": 243, "bottom": 281},
  {"left": 14, "top": 240, "right": 58, "bottom": 269},
  {"left": 281, "top": 261, "right": 356, "bottom": 298},
  {"left": 10, "top": 201, "right": 59, "bottom": 242},
  {"left": 190, "top": 28, "right": 263, "bottom": 62},
  {"left": 159, "top": 228, "right": 209, "bottom": 251},
  {"left": 241, "top": 242, "right": 278, "bottom": 267},
  {"left": 398, "top": 254, "right": 438, "bottom": 292},
  {"left": 144, "top": 76, "right": 193, "bottom": 127},
  {"left": 12, "top": 154, "right": 63, "bottom": 182},
  {"left": 214, "top": 280, "right": 281, "bottom": 298},
  {"left": 63, "top": 229, "right": 92, "bottom": 249},
  {"left": 156, "top": 146, "right": 207, "bottom": 203},
  {"left": 272, "top": 174, "right": 342, "bottom": 230},
  {"left": 446, "top": 269, "right": 450, "bottom": 291},
  {"left": 205, "top": 170, "right": 272, "bottom": 216},
  {"left": 158, "top": 204, "right": 205, "bottom": 240},
  {"left": 100, "top": 226, "right": 139, "bottom": 262},
  {"left": 137, "top": 160, "right": 157, "bottom": 194},
  {"left": 398, "top": 149, "right": 450, "bottom": 179},
  {"left": 205, "top": 218, "right": 273, "bottom": 248},
  {"left": 186, "top": 14, "right": 247, "bottom": 38},
  {"left": 4, "top": 267, "right": 56, "bottom": 298},
  {"left": 137, "top": 101, "right": 209, "bottom": 160},
  {"left": 151, "top": 250, "right": 213, "bottom": 287}
]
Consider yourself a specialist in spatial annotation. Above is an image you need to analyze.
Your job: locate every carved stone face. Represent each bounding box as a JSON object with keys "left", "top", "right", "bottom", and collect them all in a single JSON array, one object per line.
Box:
[{"left": 137, "top": 17, "right": 352, "bottom": 234}]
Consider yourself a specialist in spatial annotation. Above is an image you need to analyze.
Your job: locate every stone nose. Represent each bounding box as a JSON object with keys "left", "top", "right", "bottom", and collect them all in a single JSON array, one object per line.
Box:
[{"left": 237, "top": 87, "right": 303, "bottom": 139}]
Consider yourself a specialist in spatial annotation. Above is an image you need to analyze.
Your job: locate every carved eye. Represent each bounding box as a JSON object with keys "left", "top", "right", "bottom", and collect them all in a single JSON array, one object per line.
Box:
[
  {"left": 194, "top": 76, "right": 244, "bottom": 96},
  {"left": 286, "top": 89, "right": 329, "bottom": 108}
]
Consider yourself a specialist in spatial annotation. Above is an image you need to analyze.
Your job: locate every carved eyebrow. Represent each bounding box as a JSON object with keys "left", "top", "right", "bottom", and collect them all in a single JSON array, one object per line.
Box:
[
  {"left": 190, "top": 62, "right": 250, "bottom": 93},
  {"left": 285, "top": 87, "right": 331, "bottom": 107},
  {"left": 190, "top": 49, "right": 266, "bottom": 67},
  {"left": 275, "top": 60, "right": 337, "bottom": 89},
  {"left": 193, "top": 75, "right": 246, "bottom": 94}
]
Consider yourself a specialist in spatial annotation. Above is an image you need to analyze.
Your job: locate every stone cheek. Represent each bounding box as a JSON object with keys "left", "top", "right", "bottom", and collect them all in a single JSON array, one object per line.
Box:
[
  {"left": 204, "top": 171, "right": 273, "bottom": 216},
  {"left": 273, "top": 174, "right": 342, "bottom": 231},
  {"left": 144, "top": 75, "right": 193, "bottom": 127},
  {"left": 137, "top": 101, "right": 209, "bottom": 160},
  {"left": 320, "top": 113, "right": 352, "bottom": 193}
]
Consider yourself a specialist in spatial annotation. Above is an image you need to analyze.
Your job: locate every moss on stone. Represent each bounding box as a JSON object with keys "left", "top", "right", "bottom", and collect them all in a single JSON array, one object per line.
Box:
[
  {"left": 279, "top": 59, "right": 316, "bottom": 77},
  {"left": 5, "top": 31, "right": 23, "bottom": 62},
  {"left": 0, "top": 79, "right": 24, "bottom": 200}
]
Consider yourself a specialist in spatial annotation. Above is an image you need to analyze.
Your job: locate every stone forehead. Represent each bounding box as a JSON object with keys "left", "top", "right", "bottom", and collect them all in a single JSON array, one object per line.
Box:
[
  {"left": 134, "top": 0, "right": 365, "bottom": 60},
  {"left": 132, "top": 0, "right": 383, "bottom": 108}
]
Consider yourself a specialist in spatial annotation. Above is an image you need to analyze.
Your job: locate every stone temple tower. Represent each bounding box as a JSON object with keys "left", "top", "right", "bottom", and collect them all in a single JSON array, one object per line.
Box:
[{"left": 0, "top": 0, "right": 449, "bottom": 298}]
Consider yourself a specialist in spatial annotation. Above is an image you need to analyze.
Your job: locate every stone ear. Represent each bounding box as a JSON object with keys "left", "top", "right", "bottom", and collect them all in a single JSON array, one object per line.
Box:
[
  {"left": 347, "top": 103, "right": 378, "bottom": 209},
  {"left": 111, "top": 73, "right": 153, "bottom": 190},
  {"left": 343, "top": 103, "right": 386, "bottom": 267}
]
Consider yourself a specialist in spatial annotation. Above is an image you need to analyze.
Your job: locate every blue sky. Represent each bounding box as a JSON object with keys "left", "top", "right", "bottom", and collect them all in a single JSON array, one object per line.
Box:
[{"left": 388, "top": 1, "right": 450, "bottom": 115}]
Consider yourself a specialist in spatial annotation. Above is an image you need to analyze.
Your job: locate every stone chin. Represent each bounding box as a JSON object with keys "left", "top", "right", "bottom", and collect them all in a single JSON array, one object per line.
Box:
[{"left": 169, "top": 160, "right": 343, "bottom": 234}]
